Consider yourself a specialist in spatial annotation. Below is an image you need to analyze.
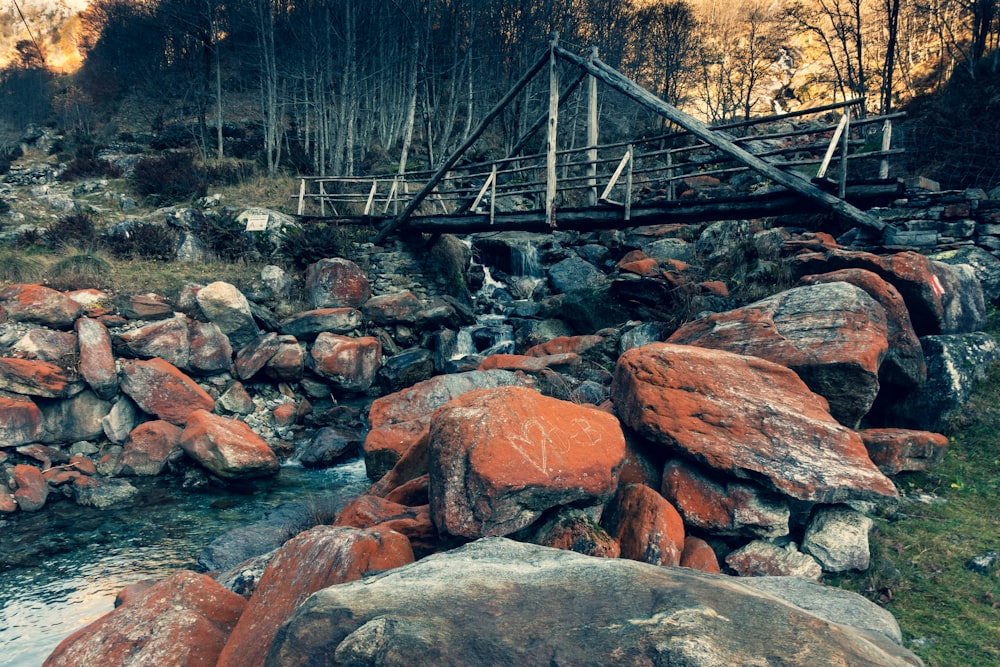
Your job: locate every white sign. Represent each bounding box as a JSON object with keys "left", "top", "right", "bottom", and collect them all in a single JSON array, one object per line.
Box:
[{"left": 244, "top": 213, "right": 269, "bottom": 232}]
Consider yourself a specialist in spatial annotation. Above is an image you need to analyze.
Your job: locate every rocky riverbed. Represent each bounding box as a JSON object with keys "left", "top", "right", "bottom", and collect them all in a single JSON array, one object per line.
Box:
[{"left": 2, "top": 204, "right": 999, "bottom": 664}]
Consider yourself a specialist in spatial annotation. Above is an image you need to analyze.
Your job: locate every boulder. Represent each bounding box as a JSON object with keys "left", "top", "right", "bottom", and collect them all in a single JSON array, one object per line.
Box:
[
  {"left": 235, "top": 332, "right": 281, "bottom": 380},
  {"left": 263, "top": 335, "right": 304, "bottom": 381},
  {"left": 801, "top": 505, "right": 874, "bottom": 572},
  {"left": 0, "top": 283, "right": 82, "bottom": 328},
  {"left": 0, "top": 396, "right": 43, "bottom": 447},
  {"left": 679, "top": 536, "right": 721, "bottom": 573},
  {"left": 216, "top": 526, "right": 414, "bottom": 667},
  {"left": 180, "top": 409, "right": 279, "bottom": 479},
  {"left": 296, "top": 425, "right": 362, "bottom": 468},
  {"left": 305, "top": 257, "right": 371, "bottom": 309},
  {"left": 612, "top": 344, "right": 898, "bottom": 504},
  {"left": 799, "top": 269, "right": 925, "bottom": 389},
  {"left": 930, "top": 245, "right": 1000, "bottom": 304},
  {"left": 528, "top": 507, "right": 620, "bottom": 558},
  {"left": 116, "top": 293, "right": 173, "bottom": 320},
  {"left": 188, "top": 320, "right": 233, "bottom": 375},
  {"left": 428, "top": 386, "right": 625, "bottom": 538},
  {"left": 13, "top": 464, "right": 48, "bottom": 512},
  {"left": 524, "top": 334, "right": 606, "bottom": 357},
  {"left": 335, "top": 496, "right": 438, "bottom": 556},
  {"left": 119, "top": 420, "right": 184, "bottom": 476},
  {"left": 548, "top": 256, "right": 607, "bottom": 293},
  {"left": 600, "top": 483, "right": 684, "bottom": 567},
  {"left": 38, "top": 390, "right": 112, "bottom": 443},
  {"left": 119, "top": 358, "right": 214, "bottom": 425},
  {"left": 668, "top": 282, "right": 889, "bottom": 427},
  {"left": 266, "top": 538, "right": 921, "bottom": 666},
  {"left": 76, "top": 317, "right": 118, "bottom": 399},
  {"left": 66, "top": 288, "right": 115, "bottom": 317},
  {"left": 117, "top": 315, "right": 191, "bottom": 369},
  {"left": 0, "top": 357, "right": 85, "bottom": 398},
  {"left": 725, "top": 540, "right": 823, "bottom": 579},
  {"left": 661, "top": 458, "right": 790, "bottom": 538},
  {"left": 102, "top": 397, "right": 140, "bottom": 444},
  {"left": 12, "top": 329, "right": 77, "bottom": 362},
  {"left": 377, "top": 348, "right": 435, "bottom": 394},
  {"left": 73, "top": 478, "right": 139, "bottom": 509},
  {"left": 887, "top": 333, "right": 1000, "bottom": 430},
  {"left": 309, "top": 333, "right": 382, "bottom": 393},
  {"left": 365, "top": 370, "right": 551, "bottom": 484},
  {"left": 278, "top": 307, "right": 362, "bottom": 339},
  {"left": 43, "top": 570, "right": 246, "bottom": 667},
  {"left": 362, "top": 291, "right": 424, "bottom": 325},
  {"left": 859, "top": 428, "right": 949, "bottom": 475},
  {"left": 195, "top": 281, "right": 259, "bottom": 349}
]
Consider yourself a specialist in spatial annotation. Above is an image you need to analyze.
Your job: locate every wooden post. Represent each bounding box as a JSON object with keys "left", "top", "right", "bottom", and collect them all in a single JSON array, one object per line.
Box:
[
  {"left": 297, "top": 178, "right": 306, "bottom": 216},
  {"left": 817, "top": 113, "right": 849, "bottom": 179},
  {"left": 838, "top": 108, "right": 850, "bottom": 199},
  {"left": 365, "top": 180, "right": 377, "bottom": 216},
  {"left": 625, "top": 144, "right": 633, "bottom": 221},
  {"left": 490, "top": 164, "right": 497, "bottom": 225},
  {"left": 587, "top": 46, "right": 599, "bottom": 207},
  {"left": 666, "top": 150, "right": 675, "bottom": 201},
  {"left": 546, "top": 32, "right": 559, "bottom": 227},
  {"left": 319, "top": 180, "right": 326, "bottom": 217},
  {"left": 879, "top": 119, "right": 892, "bottom": 179}
]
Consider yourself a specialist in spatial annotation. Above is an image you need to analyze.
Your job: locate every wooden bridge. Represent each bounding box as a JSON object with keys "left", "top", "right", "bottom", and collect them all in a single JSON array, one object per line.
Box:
[{"left": 292, "top": 37, "right": 904, "bottom": 242}]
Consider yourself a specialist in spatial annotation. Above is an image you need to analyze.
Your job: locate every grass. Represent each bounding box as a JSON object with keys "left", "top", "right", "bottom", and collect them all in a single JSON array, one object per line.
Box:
[{"left": 826, "top": 316, "right": 1000, "bottom": 666}]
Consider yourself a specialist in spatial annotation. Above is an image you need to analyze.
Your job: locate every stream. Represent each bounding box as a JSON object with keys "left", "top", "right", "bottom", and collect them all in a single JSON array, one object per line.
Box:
[{"left": 0, "top": 459, "right": 369, "bottom": 667}]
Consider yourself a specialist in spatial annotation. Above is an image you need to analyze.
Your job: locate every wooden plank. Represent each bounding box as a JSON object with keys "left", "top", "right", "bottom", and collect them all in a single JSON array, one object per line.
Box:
[
  {"left": 554, "top": 47, "right": 885, "bottom": 232},
  {"left": 816, "top": 112, "right": 848, "bottom": 179},
  {"left": 838, "top": 109, "right": 850, "bottom": 199},
  {"left": 297, "top": 178, "right": 306, "bottom": 216},
  {"left": 546, "top": 34, "right": 559, "bottom": 227},
  {"left": 879, "top": 119, "right": 893, "bottom": 179},
  {"left": 374, "top": 47, "right": 552, "bottom": 243},
  {"left": 587, "top": 47, "right": 599, "bottom": 207}
]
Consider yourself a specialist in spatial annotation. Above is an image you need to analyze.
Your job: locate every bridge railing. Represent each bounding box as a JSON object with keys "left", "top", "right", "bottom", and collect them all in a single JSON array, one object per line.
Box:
[{"left": 293, "top": 97, "right": 903, "bottom": 222}]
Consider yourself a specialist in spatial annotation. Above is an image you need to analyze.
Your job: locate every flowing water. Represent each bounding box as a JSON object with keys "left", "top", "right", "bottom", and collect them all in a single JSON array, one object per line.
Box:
[{"left": 0, "top": 459, "right": 369, "bottom": 667}]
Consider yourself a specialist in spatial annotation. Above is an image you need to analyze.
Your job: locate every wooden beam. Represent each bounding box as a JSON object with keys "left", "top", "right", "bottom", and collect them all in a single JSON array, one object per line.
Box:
[
  {"left": 374, "top": 47, "right": 552, "bottom": 243},
  {"left": 545, "top": 33, "right": 559, "bottom": 227},
  {"left": 554, "top": 47, "right": 886, "bottom": 232},
  {"left": 587, "top": 46, "right": 599, "bottom": 207}
]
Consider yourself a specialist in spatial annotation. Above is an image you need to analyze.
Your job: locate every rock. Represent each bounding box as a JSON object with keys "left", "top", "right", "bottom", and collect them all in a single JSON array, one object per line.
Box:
[
  {"left": 76, "top": 317, "right": 118, "bottom": 399},
  {"left": 428, "top": 386, "right": 625, "bottom": 538},
  {"left": 43, "top": 570, "right": 246, "bottom": 667},
  {"left": 278, "top": 307, "right": 362, "bottom": 339},
  {"left": 213, "top": 551, "right": 275, "bottom": 599},
  {"left": 296, "top": 426, "right": 362, "bottom": 468},
  {"left": 887, "top": 333, "right": 1000, "bottom": 430},
  {"left": 263, "top": 335, "right": 304, "bottom": 381},
  {"left": 966, "top": 551, "right": 998, "bottom": 575},
  {"left": 800, "top": 269, "right": 925, "bottom": 390},
  {"left": 73, "top": 478, "right": 139, "bottom": 509},
  {"left": 188, "top": 320, "right": 234, "bottom": 375},
  {"left": 119, "top": 358, "right": 214, "bottom": 425},
  {"left": 793, "top": 248, "right": 985, "bottom": 336},
  {"left": 930, "top": 245, "right": 1000, "bottom": 304},
  {"left": 726, "top": 540, "right": 824, "bottom": 579},
  {"left": 119, "top": 420, "right": 184, "bottom": 476},
  {"left": 175, "top": 231, "right": 209, "bottom": 262},
  {"left": 859, "top": 428, "right": 949, "bottom": 475},
  {"left": 362, "top": 290, "right": 424, "bottom": 325},
  {"left": 66, "top": 288, "right": 115, "bottom": 317},
  {"left": 12, "top": 329, "right": 77, "bottom": 362},
  {"left": 0, "top": 357, "right": 85, "bottom": 398},
  {"left": 600, "top": 483, "right": 684, "bottom": 566},
  {"left": 548, "top": 256, "right": 607, "bottom": 293},
  {"left": 668, "top": 282, "right": 889, "bottom": 427},
  {"left": 529, "top": 507, "right": 620, "bottom": 558},
  {"left": 0, "top": 283, "right": 83, "bottom": 328},
  {"left": 305, "top": 257, "right": 371, "bottom": 309},
  {"left": 217, "top": 381, "right": 255, "bottom": 415},
  {"left": 802, "top": 506, "right": 874, "bottom": 572},
  {"left": 524, "top": 334, "right": 605, "bottom": 356},
  {"left": 309, "top": 333, "right": 382, "bottom": 393},
  {"left": 102, "top": 397, "right": 140, "bottom": 444},
  {"left": 180, "top": 409, "right": 279, "bottom": 479},
  {"left": 266, "top": 538, "right": 921, "bottom": 666},
  {"left": 216, "top": 526, "right": 414, "bottom": 667},
  {"left": 13, "top": 464, "right": 48, "bottom": 511},
  {"left": 0, "top": 396, "right": 43, "bottom": 447},
  {"left": 235, "top": 332, "right": 281, "bottom": 380},
  {"left": 377, "top": 348, "right": 435, "bottom": 394},
  {"left": 742, "top": 576, "right": 904, "bottom": 646},
  {"left": 196, "top": 281, "right": 259, "bottom": 349},
  {"left": 258, "top": 264, "right": 294, "bottom": 302},
  {"left": 661, "top": 458, "right": 790, "bottom": 538},
  {"left": 335, "top": 496, "right": 438, "bottom": 555},
  {"left": 679, "top": 536, "right": 721, "bottom": 573},
  {"left": 38, "top": 390, "right": 112, "bottom": 443},
  {"left": 197, "top": 503, "right": 320, "bottom": 572},
  {"left": 116, "top": 293, "right": 173, "bottom": 320},
  {"left": 612, "top": 344, "right": 898, "bottom": 504},
  {"left": 478, "top": 352, "right": 581, "bottom": 375},
  {"left": 118, "top": 314, "right": 191, "bottom": 368}
]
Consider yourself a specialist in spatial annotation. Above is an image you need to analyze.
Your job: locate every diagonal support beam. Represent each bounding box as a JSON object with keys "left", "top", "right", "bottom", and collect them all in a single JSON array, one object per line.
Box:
[{"left": 554, "top": 47, "right": 885, "bottom": 232}]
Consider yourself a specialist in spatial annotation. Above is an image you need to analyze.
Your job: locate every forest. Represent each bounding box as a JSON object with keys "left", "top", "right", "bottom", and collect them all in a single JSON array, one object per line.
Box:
[{"left": 1, "top": 0, "right": 1000, "bottom": 189}]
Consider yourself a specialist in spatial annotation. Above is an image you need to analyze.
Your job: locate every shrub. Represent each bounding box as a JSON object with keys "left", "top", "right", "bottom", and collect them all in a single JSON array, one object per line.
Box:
[
  {"left": 132, "top": 152, "right": 207, "bottom": 205},
  {"left": 103, "top": 222, "right": 178, "bottom": 261},
  {"left": 60, "top": 144, "right": 122, "bottom": 181},
  {"left": 277, "top": 222, "right": 365, "bottom": 269},
  {"left": 0, "top": 248, "right": 44, "bottom": 283},
  {"left": 199, "top": 211, "right": 274, "bottom": 262},
  {"left": 44, "top": 213, "right": 98, "bottom": 250},
  {"left": 45, "top": 248, "right": 112, "bottom": 290}
]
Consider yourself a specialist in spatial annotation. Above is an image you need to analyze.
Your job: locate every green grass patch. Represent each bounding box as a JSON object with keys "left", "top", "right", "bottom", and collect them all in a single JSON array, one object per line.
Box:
[{"left": 827, "top": 341, "right": 1000, "bottom": 666}]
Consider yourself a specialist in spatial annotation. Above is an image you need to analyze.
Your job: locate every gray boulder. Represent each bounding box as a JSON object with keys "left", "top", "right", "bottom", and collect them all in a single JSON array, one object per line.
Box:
[{"left": 266, "top": 538, "right": 921, "bottom": 666}]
